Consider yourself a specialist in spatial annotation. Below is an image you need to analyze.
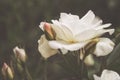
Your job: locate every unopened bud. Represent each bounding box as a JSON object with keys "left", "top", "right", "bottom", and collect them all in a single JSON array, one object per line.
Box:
[
  {"left": 13, "top": 46, "right": 27, "bottom": 63},
  {"left": 44, "top": 22, "right": 56, "bottom": 40},
  {"left": 84, "top": 54, "right": 94, "bottom": 66},
  {"left": 2, "top": 63, "right": 14, "bottom": 80},
  {"left": 80, "top": 39, "right": 98, "bottom": 66},
  {"left": 80, "top": 49, "right": 94, "bottom": 66}
]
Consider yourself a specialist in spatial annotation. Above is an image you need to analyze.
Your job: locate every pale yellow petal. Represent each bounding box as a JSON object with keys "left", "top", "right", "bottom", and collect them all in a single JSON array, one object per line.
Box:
[
  {"left": 38, "top": 35, "right": 58, "bottom": 59},
  {"left": 84, "top": 54, "right": 94, "bottom": 66}
]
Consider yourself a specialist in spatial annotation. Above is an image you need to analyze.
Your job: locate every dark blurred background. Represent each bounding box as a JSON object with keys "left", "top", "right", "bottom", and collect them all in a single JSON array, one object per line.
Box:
[{"left": 0, "top": 0, "right": 120, "bottom": 79}]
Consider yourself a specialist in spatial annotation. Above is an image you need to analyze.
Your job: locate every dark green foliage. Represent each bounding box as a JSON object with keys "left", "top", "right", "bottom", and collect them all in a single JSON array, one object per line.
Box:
[{"left": 0, "top": 0, "right": 120, "bottom": 80}]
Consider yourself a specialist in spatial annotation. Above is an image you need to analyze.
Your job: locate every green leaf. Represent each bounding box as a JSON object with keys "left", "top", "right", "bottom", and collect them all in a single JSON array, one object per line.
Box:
[{"left": 106, "top": 42, "right": 120, "bottom": 68}]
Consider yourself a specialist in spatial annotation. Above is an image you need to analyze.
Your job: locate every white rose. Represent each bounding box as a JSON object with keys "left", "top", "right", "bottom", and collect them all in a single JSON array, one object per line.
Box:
[{"left": 40, "top": 10, "right": 114, "bottom": 51}]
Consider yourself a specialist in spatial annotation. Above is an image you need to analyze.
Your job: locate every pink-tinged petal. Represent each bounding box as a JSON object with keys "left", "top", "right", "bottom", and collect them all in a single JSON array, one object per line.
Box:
[
  {"left": 48, "top": 40, "right": 90, "bottom": 51},
  {"left": 93, "top": 38, "right": 115, "bottom": 57},
  {"left": 38, "top": 35, "right": 58, "bottom": 59},
  {"left": 13, "top": 46, "right": 27, "bottom": 62},
  {"left": 2, "top": 63, "right": 14, "bottom": 79}
]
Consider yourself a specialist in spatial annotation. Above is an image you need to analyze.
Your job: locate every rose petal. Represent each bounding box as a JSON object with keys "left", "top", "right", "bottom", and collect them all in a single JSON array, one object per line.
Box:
[
  {"left": 80, "top": 10, "right": 95, "bottom": 24},
  {"left": 101, "top": 69, "right": 120, "bottom": 80},
  {"left": 52, "top": 20, "right": 73, "bottom": 41},
  {"left": 38, "top": 35, "right": 58, "bottom": 59},
  {"left": 95, "top": 23, "right": 112, "bottom": 30},
  {"left": 75, "top": 28, "right": 114, "bottom": 42},
  {"left": 93, "top": 38, "right": 115, "bottom": 57},
  {"left": 49, "top": 40, "right": 90, "bottom": 51},
  {"left": 94, "top": 69, "right": 120, "bottom": 80}
]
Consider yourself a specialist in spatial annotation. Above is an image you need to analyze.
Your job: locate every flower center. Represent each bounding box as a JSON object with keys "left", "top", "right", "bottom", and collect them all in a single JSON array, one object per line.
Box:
[{"left": 68, "top": 40, "right": 77, "bottom": 43}]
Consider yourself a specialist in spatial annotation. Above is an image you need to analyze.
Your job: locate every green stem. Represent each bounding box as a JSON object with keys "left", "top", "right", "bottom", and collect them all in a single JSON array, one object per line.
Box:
[
  {"left": 58, "top": 49, "right": 69, "bottom": 65},
  {"left": 24, "top": 65, "right": 33, "bottom": 80},
  {"left": 80, "top": 48, "right": 85, "bottom": 79},
  {"left": 44, "top": 60, "right": 48, "bottom": 80},
  {"left": 77, "top": 50, "right": 80, "bottom": 66},
  {"left": 80, "top": 60, "right": 84, "bottom": 79},
  {"left": 98, "top": 57, "right": 107, "bottom": 76}
]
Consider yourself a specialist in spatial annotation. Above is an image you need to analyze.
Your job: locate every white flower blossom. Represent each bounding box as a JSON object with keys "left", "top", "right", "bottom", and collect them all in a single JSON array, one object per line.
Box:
[
  {"left": 94, "top": 69, "right": 120, "bottom": 80},
  {"left": 39, "top": 10, "right": 114, "bottom": 51}
]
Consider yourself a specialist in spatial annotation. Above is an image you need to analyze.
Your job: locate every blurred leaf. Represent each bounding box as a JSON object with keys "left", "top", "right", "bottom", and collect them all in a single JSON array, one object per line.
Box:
[
  {"left": 106, "top": 42, "right": 120, "bottom": 68},
  {"left": 113, "top": 32, "right": 120, "bottom": 44}
]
